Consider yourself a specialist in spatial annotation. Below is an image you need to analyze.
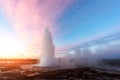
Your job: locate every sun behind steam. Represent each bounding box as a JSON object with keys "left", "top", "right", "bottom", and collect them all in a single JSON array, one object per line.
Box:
[{"left": 0, "top": 35, "right": 25, "bottom": 59}]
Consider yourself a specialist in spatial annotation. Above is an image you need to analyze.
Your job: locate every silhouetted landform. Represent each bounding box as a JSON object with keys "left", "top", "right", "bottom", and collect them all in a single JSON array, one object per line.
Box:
[
  {"left": 0, "top": 66, "right": 120, "bottom": 80},
  {"left": 100, "top": 59, "right": 120, "bottom": 67}
]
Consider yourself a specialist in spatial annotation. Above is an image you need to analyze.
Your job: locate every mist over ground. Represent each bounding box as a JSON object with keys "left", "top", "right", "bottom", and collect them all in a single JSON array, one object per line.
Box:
[{"left": 55, "top": 39, "right": 120, "bottom": 69}]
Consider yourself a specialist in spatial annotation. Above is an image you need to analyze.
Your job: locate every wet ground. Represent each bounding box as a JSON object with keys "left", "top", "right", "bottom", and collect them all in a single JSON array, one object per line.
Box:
[{"left": 0, "top": 66, "right": 120, "bottom": 80}]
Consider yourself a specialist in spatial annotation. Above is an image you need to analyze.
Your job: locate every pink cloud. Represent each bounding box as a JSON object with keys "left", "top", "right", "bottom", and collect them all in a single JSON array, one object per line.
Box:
[{"left": 0, "top": 0, "right": 74, "bottom": 45}]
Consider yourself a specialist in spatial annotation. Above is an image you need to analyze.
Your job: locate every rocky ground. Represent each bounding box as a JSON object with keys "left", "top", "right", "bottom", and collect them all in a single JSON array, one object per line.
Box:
[{"left": 0, "top": 66, "right": 120, "bottom": 80}]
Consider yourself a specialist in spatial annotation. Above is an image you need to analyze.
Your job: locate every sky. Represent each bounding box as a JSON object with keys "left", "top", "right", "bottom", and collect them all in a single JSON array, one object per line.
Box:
[
  {"left": 0, "top": 0, "right": 120, "bottom": 58},
  {"left": 55, "top": 0, "right": 120, "bottom": 47}
]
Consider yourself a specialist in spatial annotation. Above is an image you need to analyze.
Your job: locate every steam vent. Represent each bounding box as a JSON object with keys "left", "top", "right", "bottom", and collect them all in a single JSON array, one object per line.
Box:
[{"left": 40, "top": 28, "right": 56, "bottom": 67}]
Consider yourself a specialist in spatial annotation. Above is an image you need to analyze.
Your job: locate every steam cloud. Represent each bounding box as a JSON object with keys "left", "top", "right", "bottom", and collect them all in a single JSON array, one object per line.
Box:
[
  {"left": 0, "top": 0, "right": 75, "bottom": 58},
  {"left": 0, "top": 0, "right": 74, "bottom": 44},
  {"left": 57, "top": 42, "right": 120, "bottom": 68}
]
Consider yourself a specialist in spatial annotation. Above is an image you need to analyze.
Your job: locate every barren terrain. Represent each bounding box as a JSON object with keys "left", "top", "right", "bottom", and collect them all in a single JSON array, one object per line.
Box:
[{"left": 0, "top": 66, "right": 120, "bottom": 80}]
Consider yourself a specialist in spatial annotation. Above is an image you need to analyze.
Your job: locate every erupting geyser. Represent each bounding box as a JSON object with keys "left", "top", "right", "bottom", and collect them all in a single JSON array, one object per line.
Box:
[{"left": 40, "top": 27, "right": 56, "bottom": 67}]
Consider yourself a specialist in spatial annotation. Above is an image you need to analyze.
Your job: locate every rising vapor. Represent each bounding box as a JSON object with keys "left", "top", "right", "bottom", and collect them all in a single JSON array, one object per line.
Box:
[
  {"left": 0, "top": 0, "right": 75, "bottom": 58},
  {"left": 0, "top": 0, "right": 74, "bottom": 44}
]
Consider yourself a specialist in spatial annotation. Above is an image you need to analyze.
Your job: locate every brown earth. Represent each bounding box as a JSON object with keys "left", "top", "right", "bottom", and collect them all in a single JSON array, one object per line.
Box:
[{"left": 0, "top": 66, "right": 120, "bottom": 80}]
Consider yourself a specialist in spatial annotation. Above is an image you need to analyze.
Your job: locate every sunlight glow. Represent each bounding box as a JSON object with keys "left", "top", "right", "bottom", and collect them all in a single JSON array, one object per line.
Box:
[{"left": 0, "top": 34, "right": 25, "bottom": 59}]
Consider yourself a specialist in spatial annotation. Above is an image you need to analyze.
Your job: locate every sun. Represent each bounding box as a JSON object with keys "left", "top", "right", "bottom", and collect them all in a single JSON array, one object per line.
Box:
[{"left": 0, "top": 35, "right": 25, "bottom": 59}]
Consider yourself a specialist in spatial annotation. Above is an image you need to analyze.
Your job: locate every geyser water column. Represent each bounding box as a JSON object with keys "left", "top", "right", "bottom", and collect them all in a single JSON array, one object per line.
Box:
[{"left": 40, "top": 27, "right": 56, "bottom": 67}]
